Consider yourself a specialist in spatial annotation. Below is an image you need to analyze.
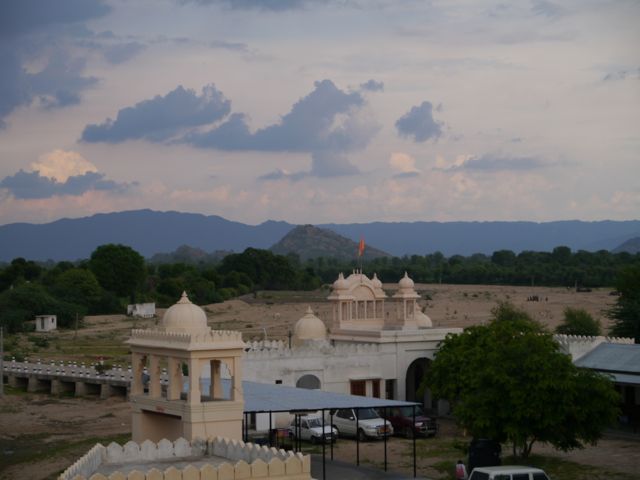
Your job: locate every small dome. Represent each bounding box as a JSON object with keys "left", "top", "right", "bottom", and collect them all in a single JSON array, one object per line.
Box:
[
  {"left": 293, "top": 306, "right": 327, "bottom": 344},
  {"left": 332, "top": 272, "right": 348, "bottom": 291},
  {"left": 161, "top": 292, "right": 210, "bottom": 333},
  {"left": 414, "top": 309, "right": 433, "bottom": 328},
  {"left": 372, "top": 273, "right": 383, "bottom": 289},
  {"left": 398, "top": 272, "right": 415, "bottom": 289}
]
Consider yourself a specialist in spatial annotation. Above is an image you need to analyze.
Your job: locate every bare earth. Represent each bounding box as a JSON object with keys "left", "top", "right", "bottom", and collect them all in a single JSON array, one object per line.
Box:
[{"left": 0, "top": 284, "right": 631, "bottom": 479}]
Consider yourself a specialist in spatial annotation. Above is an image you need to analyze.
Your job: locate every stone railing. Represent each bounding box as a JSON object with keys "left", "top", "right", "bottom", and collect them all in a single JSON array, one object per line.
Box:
[
  {"left": 129, "top": 329, "right": 244, "bottom": 346},
  {"left": 4, "top": 359, "right": 132, "bottom": 382},
  {"left": 58, "top": 437, "right": 310, "bottom": 480},
  {"left": 244, "top": 340, "right": 379, "bottom": 360}
]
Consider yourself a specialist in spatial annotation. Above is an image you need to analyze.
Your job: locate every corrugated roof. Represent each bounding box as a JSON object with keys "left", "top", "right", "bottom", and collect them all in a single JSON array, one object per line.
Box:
[
  {"left": 243, "top": 381, "right": 419, "bottom": 413},
  {"left": 575, "top": 343, "right": 640, "bottom": 374}
]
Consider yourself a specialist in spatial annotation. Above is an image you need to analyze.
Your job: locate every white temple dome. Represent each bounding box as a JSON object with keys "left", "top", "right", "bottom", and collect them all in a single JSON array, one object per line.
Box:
[
  {"left": 414, "top": 309, "right": 433, "bottom": 328},
  {"left": 293, "top": 306, "right": 327, "bottom": 344},
  {"left": 372, "top": 273, "right": 383, "bottom": 289},
  {"left": 161, "top": 291, "right": 210, "bottom": 333},
  {"left": 398, "top": 272, "right": 415, "bottom": 290},
  {"left": 332, "top": 273, "right": 348, "bottom": 291}
]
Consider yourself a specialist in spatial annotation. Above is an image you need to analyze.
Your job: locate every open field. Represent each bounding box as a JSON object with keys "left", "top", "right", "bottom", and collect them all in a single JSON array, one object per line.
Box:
[
  {"left": 5, "top": 283, "right": 618, "bottom": 365},
  {"left": 0, "top": 393, "right": 637, "bottom": 480}
]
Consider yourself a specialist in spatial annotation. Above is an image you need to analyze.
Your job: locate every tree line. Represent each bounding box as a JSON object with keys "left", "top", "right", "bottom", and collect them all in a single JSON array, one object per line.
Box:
[{"left": 1, "top": 244, "right": 638, "bottom": 340}]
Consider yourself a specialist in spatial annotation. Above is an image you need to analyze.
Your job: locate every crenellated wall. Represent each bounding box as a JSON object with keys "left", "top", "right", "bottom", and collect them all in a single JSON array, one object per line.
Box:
[
  {"left": 57, "top": 437, "right": 311, "bottom": 480},
  {"left": 553, "top": 334, "right": 634, "bottom": 360}
]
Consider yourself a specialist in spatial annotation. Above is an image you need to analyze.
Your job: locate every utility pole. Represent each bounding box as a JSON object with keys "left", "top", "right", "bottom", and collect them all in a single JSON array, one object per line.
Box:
[{"left": 1, "top": 326, "right": 4, "bottom": 398}]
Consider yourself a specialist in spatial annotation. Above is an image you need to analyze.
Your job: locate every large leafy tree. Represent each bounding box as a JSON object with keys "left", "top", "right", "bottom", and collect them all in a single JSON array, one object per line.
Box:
[
  {"left": 51, "top": 268, "right": 103, "bottom": 311},
  {"left": 609, "top": 265, "right": 640, "bottom": 343},
  {"left": 89, "top": 244, "right": 146, "bottom": 300},
  {"left": 423, "top": 303, "right": 619, "bottom": 458},
  {"left": 555, "top": 307, "right": 601, "bottom": 336}
]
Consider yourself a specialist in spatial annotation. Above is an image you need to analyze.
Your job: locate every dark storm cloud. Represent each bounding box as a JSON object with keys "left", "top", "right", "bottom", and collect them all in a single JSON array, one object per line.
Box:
[
  {"left": 395, "top": 101, "right": 443, "bottom": 142},
  {"left": 81, "top": 84, "right": 231, "bottom": 143},
  {"left": 186, "top": 79, "right": 366, "bottom": 152},
  {"left": 0, "top": 0, "right": 111, "bottom": 39},
  {"left": 0, "top": 170, "right": 134, "bottom": 199},
  {"left": 444, "top": 154, "right": 549, "bottom": 172},
  {"left": 180, "top": 0, "right": 315, "bottom": 11},
  {"left": 360, "top": 79, "right": 384, "bottom": 92}
]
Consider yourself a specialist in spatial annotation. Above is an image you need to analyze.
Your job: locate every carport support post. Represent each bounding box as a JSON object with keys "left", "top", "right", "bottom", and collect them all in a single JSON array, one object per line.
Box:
[
  {"left": 269, "top": 411, "right": 272, "bottom": 447},
  {"left": 412, "top": 404, "right": 417, "bottom": 478},
  {"left": 356, "top": 408, "right": 360, "bottom": 466},
  {"left": 330, "top": 411, "right": 334, "bottom": 460},
  {"left": 383, "top": 406, "right": 387, "bottom": 471},
  {"left": 321, "top": 408, "right": 326, "bottom": 480}
]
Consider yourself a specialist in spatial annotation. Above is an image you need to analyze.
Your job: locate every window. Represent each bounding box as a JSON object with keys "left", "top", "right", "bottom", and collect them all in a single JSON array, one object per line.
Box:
[
  {"left": 336, "top": 409, "right": 353, "bottom": 419},
  {"left": 532, "top": 474, "right": 549, "bottom": 480},
  {"left": 373, "top": 379, "right": 380, "bottom": 398},
  {"left": 469, "top": 472, "right": 489, "bottom": 480},
  {"left": 275, "top": 380, "right": 282, "bottom": 384},
  {"left": 513, "top": 475, "right": 529, "bottom": 480},
  {"left": 350, "top": 380, "right": 366, "bottom": 396}
]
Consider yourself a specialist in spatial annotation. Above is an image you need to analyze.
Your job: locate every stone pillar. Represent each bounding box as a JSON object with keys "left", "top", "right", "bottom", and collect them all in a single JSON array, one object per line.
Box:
[
  {"left": 210, "top": 360, "right": 222, "bottom": 400},
  {"left": 148, "top": 355, "right": 161, "bottom": 398},
  {"left": 167, "top": 357, "right": 182, "bottom": 401},
  {"left": 232, "top": 356, "right": 243, "bottom": 401},
  {"left": 131, "top": 353, "right": 145, "bottom": 396},
  {"left": 100, "top": 383, "right": 113, "bottom": 399},
  {"left": 187, "top": 358, "right": 200, "bottom": 405},
  {"left": 75, "top": 381, "right": 87, "bottom": 396}
]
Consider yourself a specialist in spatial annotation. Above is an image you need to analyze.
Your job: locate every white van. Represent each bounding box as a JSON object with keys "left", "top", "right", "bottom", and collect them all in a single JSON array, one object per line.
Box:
[{"left": 469, "top": 466, "right": 550, "bottom": 480}]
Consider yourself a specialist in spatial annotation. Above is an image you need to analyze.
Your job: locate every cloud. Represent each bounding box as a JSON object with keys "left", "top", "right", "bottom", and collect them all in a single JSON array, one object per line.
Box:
[
  {"left": 441, "top": 154, "right": 550, "bottom": 172},
  {"left": 210, "top": 40, "right": 249, "bottom": 53},
  {"left": 30, "top": 150, "right": 98, "bottom": 182},
  {"left": 179, "top": 0, "right": 315, "bottom": 11},
  {"left": 81, "top": 84, "right": 231, "bottom": 143},
  {"left": 395, "top": 101, "right": 443, "bottom": 142},
  {"left": 0, "top": 0, "right": 111, "bottom": 39},
  {"left": 360, "top": 79, "right": 384, "bottom": 92},
  {"left": 603, "top": 68, "right": 640, "bottom": 82},
  {"left": 103, "top": 41, "right": 146, "bottom": 64},
  {"left": 389, "top": 152, "right": 420, "bottom": 178},
  {"left": 186, "top": 79, "right": 376, "bottom": 177},
  {"left": 531, "top": 0, "right": 566, "bottom": 19},
  {"left": 0, "top": 170, "right": 134, "bottom": 199}
]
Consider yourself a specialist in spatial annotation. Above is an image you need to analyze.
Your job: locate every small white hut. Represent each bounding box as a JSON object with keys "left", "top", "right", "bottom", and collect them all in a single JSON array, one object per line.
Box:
[
  {"left": 126, "top": 302, "right": 156, "bottom": 318},
  {"left": 35, "top": 314, "right": 57, "bottom": 332}
]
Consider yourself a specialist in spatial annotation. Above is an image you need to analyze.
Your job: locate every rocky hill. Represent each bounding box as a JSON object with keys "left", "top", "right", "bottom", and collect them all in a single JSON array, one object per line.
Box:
[
  {"left": 612, "top": 237, "right": 640, "bottom": 254},
  {"left": 148, "top": 245, "right": 232, "bottom": 264},
  {"left": 270, "top": 224, "right": 391, "bottom": 261}
]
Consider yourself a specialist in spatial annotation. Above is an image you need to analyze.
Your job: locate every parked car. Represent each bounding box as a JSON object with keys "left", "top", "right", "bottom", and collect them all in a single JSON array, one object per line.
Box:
[
  {"left": 328, "top": 408, "right": 393, "bottom": 441},
  {"left": 468, "top": 438, "right": 502, "bottom": 472},
  {"left": 288, "top": 414, "right": 337, "bottom": 444},
  {"left": 378, "top": 405, "right": 437, "bottom": 437},
  {"left": 468, "top": 465, "right": 550, "bottom": 480}
]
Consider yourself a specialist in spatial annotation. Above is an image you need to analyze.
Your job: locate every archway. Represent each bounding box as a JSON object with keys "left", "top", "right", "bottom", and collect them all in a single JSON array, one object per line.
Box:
[
  {"left": 296, "top": 374, "right": 321, "bottom": 390},
  {"left": 405, "top": 358, "right": 434, "bottom": 411}
]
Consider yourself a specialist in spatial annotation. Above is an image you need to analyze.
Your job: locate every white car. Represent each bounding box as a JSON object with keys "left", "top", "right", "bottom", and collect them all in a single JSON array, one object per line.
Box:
[
  {"left": 329, "top": 408, "right": 393, "bottom": 441},
  {"left": 469, "top": 465, "right": 550, "bottom": 480},
  {"left": 289, "top": 415, "right": 337, "bottom": 444}
]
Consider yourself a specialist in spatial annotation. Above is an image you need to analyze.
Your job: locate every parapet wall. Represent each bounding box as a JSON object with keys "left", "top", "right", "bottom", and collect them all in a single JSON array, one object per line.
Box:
[
  {"left": 128, "top": 329, "right": 244, "bottom": 349},
  {"left": 245, "top": 340, "right": 379, "bottom": 360},
  {"left": 554, "top": 334, "right": 634, "bottom": 360},
  {"left": 58, "top": 437, "right": 311, "bottom": 480}
]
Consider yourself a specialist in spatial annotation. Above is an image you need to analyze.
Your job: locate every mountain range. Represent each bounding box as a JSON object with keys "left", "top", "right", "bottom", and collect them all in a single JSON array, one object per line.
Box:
[{"left": 0, "top": 209, "right": 638, "bottom": 261}]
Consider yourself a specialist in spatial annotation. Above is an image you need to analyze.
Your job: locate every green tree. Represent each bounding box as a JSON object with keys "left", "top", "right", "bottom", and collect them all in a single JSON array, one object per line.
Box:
[
  {"left": 423, "top": 302, "right": 619, "bottom": 458},
  {"left": 609, "top": 265, "right": 640, "bottom": 343},
  {"left": 51, "top": 268, "right": 103, "bottom": 311},
  {"left": 89, "top": 244, "right": 146, "bottom": 300},
  {"left": 556, "top": 307, "right": 601, "bottom": 336}
]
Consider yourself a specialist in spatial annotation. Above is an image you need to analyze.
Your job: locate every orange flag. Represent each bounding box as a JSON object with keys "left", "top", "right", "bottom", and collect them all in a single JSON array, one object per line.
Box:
[{"left": 358, "top": 237, "right": 365, "bottom": 257}]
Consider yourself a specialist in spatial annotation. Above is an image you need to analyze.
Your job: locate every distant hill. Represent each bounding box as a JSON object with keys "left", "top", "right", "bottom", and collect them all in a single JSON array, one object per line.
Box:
[
  {"left": 270, "top": 224, "right": 390, "bottom": 261},
  {"left": 612, "top": 237, "right": 640, "bottom": 254},
  {"left": 148, "top": 245, "right": 232, "bottom": 264},
  {"left": 0, "top": 210, "right": 639, "bottom": 261},
  {"left": 0, "top": 210, "right": 293, "bottom": 262}
]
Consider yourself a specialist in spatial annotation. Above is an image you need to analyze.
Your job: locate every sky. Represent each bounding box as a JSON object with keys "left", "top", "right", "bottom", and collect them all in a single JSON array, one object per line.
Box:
[{"left": 0, "top": 0, "right": 638, "bottom": 226}]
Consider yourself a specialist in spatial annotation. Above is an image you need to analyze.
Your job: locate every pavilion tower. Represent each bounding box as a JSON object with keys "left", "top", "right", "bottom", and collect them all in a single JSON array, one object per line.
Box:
[{"left": 128, "top": 292, "right": 245, "bottom": 442}]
